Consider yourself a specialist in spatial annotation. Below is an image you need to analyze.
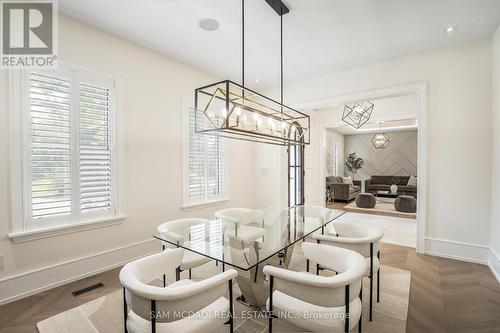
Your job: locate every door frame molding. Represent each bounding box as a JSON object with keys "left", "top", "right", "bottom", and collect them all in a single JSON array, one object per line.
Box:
[{"left": 292, "top": 81, "right": 427, "bottom": 253}]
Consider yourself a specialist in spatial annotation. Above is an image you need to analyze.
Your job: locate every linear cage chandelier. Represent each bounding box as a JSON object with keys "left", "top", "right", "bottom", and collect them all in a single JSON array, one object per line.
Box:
[
  {"left": 195, "top": 81, "right": 310, "bottom": 145},
  {"left": 342, "top": 101, "right": 374, "bottom": 129},
  {"left": 194, "top": 0, "right": 310, "bottom": 146}
]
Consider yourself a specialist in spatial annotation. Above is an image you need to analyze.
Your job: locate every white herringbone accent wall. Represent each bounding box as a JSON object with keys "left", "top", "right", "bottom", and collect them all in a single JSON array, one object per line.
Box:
[{"left": 345, "top": 130, "right": 418, "bottom": 180}]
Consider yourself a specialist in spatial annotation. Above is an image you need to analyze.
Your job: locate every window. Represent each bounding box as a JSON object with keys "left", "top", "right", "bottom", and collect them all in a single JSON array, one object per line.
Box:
[
  {"left": 184, "top": 105, "right": 225, "bottom": 206},
  {"left": 289, "top": 125, "right": 304, "bottom": 206},
  {"left": 10, "top": 63, "right": 123, "bottom": 236}
]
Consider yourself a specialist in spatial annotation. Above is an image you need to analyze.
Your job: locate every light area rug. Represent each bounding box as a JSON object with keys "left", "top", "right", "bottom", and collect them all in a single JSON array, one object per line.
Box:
[
  {"left": 37, "top": 247, "right": 410, "bottom": 333},
  {"left": 343, "top": 198, "right": 417, "bottom": 220}
]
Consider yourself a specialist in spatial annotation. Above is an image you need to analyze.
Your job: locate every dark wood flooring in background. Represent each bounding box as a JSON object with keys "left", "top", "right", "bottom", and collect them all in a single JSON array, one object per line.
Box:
[{"left": 1, "top": 243, "right": 499, "bottom": 332}]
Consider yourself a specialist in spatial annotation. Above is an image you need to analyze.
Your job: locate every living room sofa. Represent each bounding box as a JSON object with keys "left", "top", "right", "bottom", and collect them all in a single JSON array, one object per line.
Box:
[
  {"left": 364, "top": 175, "right": 417, "bottom": 198},
  {"left": 326, "top": 176, "right": 362, "bottom": 202}
]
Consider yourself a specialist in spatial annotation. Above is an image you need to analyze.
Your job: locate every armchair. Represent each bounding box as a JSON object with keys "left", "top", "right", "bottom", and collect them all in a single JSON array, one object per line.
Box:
[
  {"left": 313, "top": 222, "right": 383, "bottom": 321},
  {"left": 326, "top": 177, "right": 361, "bottom": 202},
  {"left": 263, "top": 242, "right": 367, "bottom": 332},
  {"left": 120, "top": 248, "right": 238, "bottom": 333},
  {"left": 157, "top": 218, "right": 212, "bottom": 281}
]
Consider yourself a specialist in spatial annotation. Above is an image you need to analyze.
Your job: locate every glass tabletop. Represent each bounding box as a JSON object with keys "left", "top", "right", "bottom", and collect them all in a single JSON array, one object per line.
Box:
[{"left": 154, "top": 205, "right": 345, "bottom": 271}]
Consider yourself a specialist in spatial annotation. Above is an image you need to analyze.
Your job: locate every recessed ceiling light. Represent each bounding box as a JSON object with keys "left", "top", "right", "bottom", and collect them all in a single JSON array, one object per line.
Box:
[
  {"left": 442, "top": 25, "right": 457, "bottom": 34},
  {"left": 255, "top": 78, "right": 259, "bottom": 83},
  {"left": 199, "top": 18, "right": 219, "bottom": 31}
]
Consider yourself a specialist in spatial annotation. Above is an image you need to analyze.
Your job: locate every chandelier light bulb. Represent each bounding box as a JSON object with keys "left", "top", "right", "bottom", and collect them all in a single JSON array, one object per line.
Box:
[
  {"left": 235, "top": 106, "right": 242, "bottom": 116},
  {"left": 221, "top": 108, "right": 228, "bottom": 118}
]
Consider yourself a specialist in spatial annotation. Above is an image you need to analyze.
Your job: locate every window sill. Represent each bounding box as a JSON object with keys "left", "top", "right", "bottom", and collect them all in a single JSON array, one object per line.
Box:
[
  {"left": 8, "top": 214, "right": 127, "bottom": 244},
  {"left": 181, "top": 198, "right": 230, "bottom": 211}
]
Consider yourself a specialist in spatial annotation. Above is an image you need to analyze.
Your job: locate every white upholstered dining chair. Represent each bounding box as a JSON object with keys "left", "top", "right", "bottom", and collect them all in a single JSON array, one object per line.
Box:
[
  {"left": 312, "top": 221, "right": 383, "bottom": 321},
  {"left": 157, "top": 218, "right": 213, "bottom": 282},
  {"left": 120, "top": 248, "right": 237, "bottom": 333},
  {"left": 214, "top": 208, "right": 266, "bottom": 242},
  {"left": 263, "top": 242, "right": 367, "bottom": 332}
]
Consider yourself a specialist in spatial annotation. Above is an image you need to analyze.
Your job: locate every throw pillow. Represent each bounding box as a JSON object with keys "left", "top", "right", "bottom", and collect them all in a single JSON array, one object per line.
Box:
[
  {"left": 342, "top": 176, "right": 354, "bottom": 185},
  {"left": 407, "top": 175, "right": 417, "bottom": 186}
]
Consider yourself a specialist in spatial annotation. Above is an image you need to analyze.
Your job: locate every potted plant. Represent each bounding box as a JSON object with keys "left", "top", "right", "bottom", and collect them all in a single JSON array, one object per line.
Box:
[{"left": 345, "top": 152, "right": 364, "bottom": 178}]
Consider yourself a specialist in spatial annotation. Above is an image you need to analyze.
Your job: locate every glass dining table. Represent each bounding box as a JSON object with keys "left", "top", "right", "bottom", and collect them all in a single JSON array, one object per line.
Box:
[{"left": 154, "top": 205, "right": 345, "bottom": 309}]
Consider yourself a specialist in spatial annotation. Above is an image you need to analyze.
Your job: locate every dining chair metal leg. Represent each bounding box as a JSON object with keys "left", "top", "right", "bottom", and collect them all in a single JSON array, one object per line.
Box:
[
  {"left": 229, "top": 279, "right": 234, "bottom": 333},
  {"left": 345, "top": 284, "right": 350, "bottom": 333},
  {"left": 359, "top": 285, "right": 362, "bottom": 333},
  {"left": 377, "top": 250, "right": 380, "bottom": 303},
  {"left": 151, "top": 300, "right": 156, "bottom": 333},
  {"left": 268, "top": 276, "right": 274, "bottom": 333},
  {"left": 369, "top": 243, "right": 373, "bottom": 322},
  {"left": 316, "top": 263, "right": 320, "bottom": 275},
  {"left": 123, "top": 287, "right": 128, "bottom": 333},
  {"left": 175, "top": 267, "right": 181, "bottom": 281},
  {"left": 162, "top": 245, "right": 166, "bottom": 287},
  {"left": 189, "top": 269, "right": 192, "bottom": 279},
  {"left": 306, "top": 259, "right": 310, "bottom": 272}
]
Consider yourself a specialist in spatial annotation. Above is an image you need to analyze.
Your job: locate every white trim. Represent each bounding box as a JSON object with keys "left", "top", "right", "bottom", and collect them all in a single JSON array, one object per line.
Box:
[
  {"left": 425, "top": 237, "right": 490, "bottom": 264},
  {"left": 488, "top": 248, "right": 500, "bottom": 283},
  {"left": 181, "top": 94, "right": 227, "bottom": 208},
  {"left": 0, "top": 238, "right": 159, "bottom": 305},
  {"left": 292, "top": 81, "right": 428, "bottom": 253},
  {"left": 8, "top": 214, "right": 127, "bottom": 243},
  {"left": 9, "top": 70, "right": 24, "bottom": 234},
  {"left": 181, "top": 198, "right": 230, "bottom": 211},
  {"left": 9, "top": 60, "right": 126, "bottom": 236}
]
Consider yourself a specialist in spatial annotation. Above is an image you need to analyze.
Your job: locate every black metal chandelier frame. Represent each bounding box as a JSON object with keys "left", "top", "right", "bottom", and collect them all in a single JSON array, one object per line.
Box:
[{"left": 194, "top": 0, "right": 310, "bottom": 146}]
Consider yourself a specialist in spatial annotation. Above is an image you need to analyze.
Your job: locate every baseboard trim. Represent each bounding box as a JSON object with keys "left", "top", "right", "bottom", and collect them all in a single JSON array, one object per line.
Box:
[
  {"left": 488, "top": 248, "right": 500, "bottom": 283},
  {"left": 0, "top": 238, "right": 160, "bottom": 305},
  {"left": 425, "top": 237, "right": 489, "bottom": 264}
]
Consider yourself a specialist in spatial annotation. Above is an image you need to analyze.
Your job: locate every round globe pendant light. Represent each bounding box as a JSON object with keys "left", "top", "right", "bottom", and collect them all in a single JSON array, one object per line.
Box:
[{"left": 372, "top": 122, "right": 390, "bottom": 149}]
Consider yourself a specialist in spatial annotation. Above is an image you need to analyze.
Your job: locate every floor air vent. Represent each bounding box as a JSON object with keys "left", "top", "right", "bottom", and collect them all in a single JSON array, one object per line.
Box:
[{"left": 72, "top": 282, "right": 104, "bottom": 297}]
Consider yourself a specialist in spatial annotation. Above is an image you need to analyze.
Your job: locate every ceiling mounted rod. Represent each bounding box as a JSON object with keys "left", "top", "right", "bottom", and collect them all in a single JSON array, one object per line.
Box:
[
  {"left": 242, "top": 0, "right": 245, "bottom": 87},
  {"left": 265, "top": 0, "right": 289, "bottom": 16}
]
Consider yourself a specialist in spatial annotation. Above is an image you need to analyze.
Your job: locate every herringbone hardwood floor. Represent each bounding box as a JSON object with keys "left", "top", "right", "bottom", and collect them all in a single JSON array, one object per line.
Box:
[{"left": 0, "top": 243, "right": 499, "bottom": 332}]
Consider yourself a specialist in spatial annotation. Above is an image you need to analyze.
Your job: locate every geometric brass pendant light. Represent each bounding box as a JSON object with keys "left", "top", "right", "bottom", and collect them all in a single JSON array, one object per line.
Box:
[
  {"left": 342, "top": 101, "right": 374, "bottom": 129},
  {"left": 194, "top": 0, "right": 310, "bottom": 146},
  {"left": 371, "top": 122, "right": 391, "bottom": 149}
]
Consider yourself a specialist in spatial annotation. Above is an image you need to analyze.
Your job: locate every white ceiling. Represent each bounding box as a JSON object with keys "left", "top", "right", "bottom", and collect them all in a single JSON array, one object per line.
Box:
[
  {"left": 60, "top": 0, "right": 500, "bottom": 88},
  {"left": 329, "top": 119, "right": 418, "bottom": 135}
]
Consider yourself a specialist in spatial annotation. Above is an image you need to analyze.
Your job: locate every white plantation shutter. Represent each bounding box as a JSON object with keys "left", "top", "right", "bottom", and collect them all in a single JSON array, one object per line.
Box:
[
  {"left": 187, "top": 107, "right": 224, "bottom": 203},
  {"left": 206, "top": 134, "right": 223, "bottom": 197},
  {"left": 79, "top": 82, "right": 112, "bottom": 213},
  {"left": 16, "top": 64, "right": 119, "bottom": 230},
  {"left": 188, "top": 108, "right": 205, "bottom": 198},
  {"left": 29, "top": 72, "right": 72, "bottom": 219}
]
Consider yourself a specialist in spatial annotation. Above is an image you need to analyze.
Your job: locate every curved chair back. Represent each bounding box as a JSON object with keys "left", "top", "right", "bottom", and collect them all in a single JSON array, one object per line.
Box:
[
  {"left": 315, "top": 221, "right": 383, "bottom": 257},
  {"left": 157, "top": 218, "right": 209, "bottom": 248},
  {"left": 264, "top": 243, "right": 367, "bottom": 308},
  {"left": 120, "top": 248, "right": 237, "bottom": 323},
  {"left": 215, "top": 208, "right": 265, "bottom": 226}
]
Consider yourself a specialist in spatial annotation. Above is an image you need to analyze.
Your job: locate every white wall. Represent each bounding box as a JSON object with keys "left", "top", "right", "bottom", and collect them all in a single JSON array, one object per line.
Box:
[
  {"left": 490, "top": 25, "right": 500, "bottom": 280},
  {"left": 252, "top": 145, "right": 282, "bottom": 209},
  {"left": 325, "top": 129, "right": 344, "bottom": 177},
  {"left": 284, "top": 39, "right": 493, "bottom": 252},
  {"left": 319, "top": 93, "right": 419, "bottom": 127},
  {"left": 0, "top": 16, "right": 256, "bottom": 303}
]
